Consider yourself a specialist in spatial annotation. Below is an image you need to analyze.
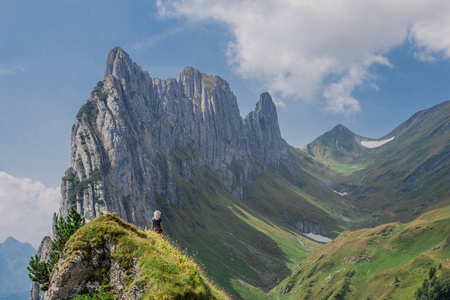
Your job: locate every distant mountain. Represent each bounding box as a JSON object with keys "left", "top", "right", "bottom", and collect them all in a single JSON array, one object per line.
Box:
[
  {"left": 0, "top": 237, "right": 35, "bottom": 299},
  {"left": 271, "top": 202, "right": 450, "bottom": 299},
  {"left": 302, "top": 100, "right": 450, "bottom": 227},
  {"left": 304, "top": 124, "right": 366, "bottom": 164}
]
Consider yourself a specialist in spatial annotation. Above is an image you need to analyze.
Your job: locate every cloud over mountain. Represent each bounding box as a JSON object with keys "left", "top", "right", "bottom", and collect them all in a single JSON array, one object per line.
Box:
[
  {"left": 157, "top": 0, "right": 450, "bottom": 114},
  {"left": 0, "top": 172, "right": 60, "bottom": 247}
]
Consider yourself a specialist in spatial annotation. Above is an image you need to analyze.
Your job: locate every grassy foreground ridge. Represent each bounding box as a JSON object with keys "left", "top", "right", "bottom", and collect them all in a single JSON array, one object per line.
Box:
[{"left": 62, "top": 213, "right": 229, "bottom": 299}]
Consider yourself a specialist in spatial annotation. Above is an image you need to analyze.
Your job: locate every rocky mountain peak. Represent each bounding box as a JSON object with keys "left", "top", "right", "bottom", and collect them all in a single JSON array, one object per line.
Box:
[
  {"left": 177, "top": 67, "right": 205, "bottom": 99},
  {"left": 330, "top": 124, "right": 356, "bottom": 137},
  {"left": 103, "top": 47, "right": 151, "bottom": 93},
  {"left": 256, "top": 92, "right": 277, "bottom": 115},
  {"left": 244, "top": 92, "right": 286, "bottom": 163},
  {"left": 304, "top": 123, "right": 364, "bottom": 161},
  {"left": 58, "top": 47, "right": 293, "bottom": 231},
  {"left": 104, "top": 47, "right": 133, "bottom": 78}
]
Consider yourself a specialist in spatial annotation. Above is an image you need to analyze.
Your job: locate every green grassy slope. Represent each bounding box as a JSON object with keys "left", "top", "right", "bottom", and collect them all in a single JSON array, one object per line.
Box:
[
  {"left": 157, "top": 164, "right": 325, "bottom": 299},
  {"left": 270, "top": 203, "right": 450, "bottom": 299},
  {"left": 64, "top": 213, "right": 230, "bottom": 299},
  {"left": 150, "top": 141, "right": 363, "bottom": 299},
  {"left": 243, "top": 155, "right": 353, "bottom": 236}
]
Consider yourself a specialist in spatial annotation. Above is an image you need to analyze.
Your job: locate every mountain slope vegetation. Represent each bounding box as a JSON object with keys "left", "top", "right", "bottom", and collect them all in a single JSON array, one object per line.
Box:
[
  {"left": 156, "top": 160, "right": 325, "bottom": 298},
  {"left": 271, "top": 202, "right": 450, "bottom": 299},
  {"left": 302, "top": 100, "right": 450, "bottom": 227}
]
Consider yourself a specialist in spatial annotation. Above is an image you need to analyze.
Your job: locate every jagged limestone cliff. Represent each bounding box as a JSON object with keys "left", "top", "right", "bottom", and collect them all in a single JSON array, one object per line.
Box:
[{"left": 58, "top": 47, "right": 289, "bottom": 228}]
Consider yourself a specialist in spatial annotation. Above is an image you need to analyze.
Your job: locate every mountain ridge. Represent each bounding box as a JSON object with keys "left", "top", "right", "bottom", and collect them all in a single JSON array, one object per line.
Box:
[
  {"left": 58, "top": 47, "right": 297, "bottom": 225},
  {"left": 305, "top": 100, "right": 450, "bottom": 160},
  {"left": 30, "top": 47, "right": 449, "bottom": 299},
  {"left": 301, "top": 99, "right": 450, "bottom": 227}
]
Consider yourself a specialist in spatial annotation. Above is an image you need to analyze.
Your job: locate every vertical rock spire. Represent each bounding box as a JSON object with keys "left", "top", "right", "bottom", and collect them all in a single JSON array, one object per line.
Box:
[
  {"left": 244, "top": 92, "right": 286, "bottom": 163},
  {"left": 104, "top": 47, "right": 133, "bottom": 79}
]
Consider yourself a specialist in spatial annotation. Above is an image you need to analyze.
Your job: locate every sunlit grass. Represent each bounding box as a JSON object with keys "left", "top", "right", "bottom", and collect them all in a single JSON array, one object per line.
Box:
[
  {"left": 65, "top": 213, "right": 230, "bottom": 299},
  {"left": 270, "top": 204, "right": 450, "bottom": 299}
]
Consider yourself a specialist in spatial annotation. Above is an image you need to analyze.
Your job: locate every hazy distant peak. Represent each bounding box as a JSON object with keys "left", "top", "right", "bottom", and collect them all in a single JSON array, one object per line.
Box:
[
  {"left": 0, "top": 236, "right": 35, "bottom": 250},
  {"left": 3, "top": 236, "right": 19, "bottom": 244}
]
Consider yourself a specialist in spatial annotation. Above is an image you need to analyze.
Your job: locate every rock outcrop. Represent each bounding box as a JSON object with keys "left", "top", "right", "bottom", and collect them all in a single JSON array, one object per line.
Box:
[
  {"left": 44, "top": 213, "right": 229, "bottom": 299},
  {"left": 45, "top": 242, "right": 144, "bottom": 300},
  {"left": 58, "top": 47, "right": 287, "bottom": 229},
  {"left": 30, "top": 237, "right": 52, "bottom": 300},
  {"left": 244, "top": 92, "right": 287, "bottom": 164}
]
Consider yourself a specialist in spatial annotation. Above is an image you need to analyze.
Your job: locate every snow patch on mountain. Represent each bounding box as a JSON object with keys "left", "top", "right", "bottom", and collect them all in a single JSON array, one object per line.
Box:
[
  {"left": 361, "top": 136, "right": 395, "bottom": 148},
  {"left": 304, "top": 232, "right": 332, "bottom": 243},
  {"left": 333, "top": 190, "right": 349, "bottom": 196}
]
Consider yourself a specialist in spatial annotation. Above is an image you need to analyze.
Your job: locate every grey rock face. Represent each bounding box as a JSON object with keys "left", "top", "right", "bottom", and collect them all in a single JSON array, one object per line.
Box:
[
  {"left": 46, "top": 251, "right": 95, "bottom": 300},
  {"left": 244, "top": 92, "right": 287, "bottom": 164},
  {"left": 30, "top": 237, "right": 52, "bottom": 300},
  {"left": 58, "top": 47, "right": 286, "bottom": 229},
  {"left": 45, "top": 240, "right": 143, "bottom": 300},
  {"left": 294, "top": 219, "right": 326, "bottom": 236}
]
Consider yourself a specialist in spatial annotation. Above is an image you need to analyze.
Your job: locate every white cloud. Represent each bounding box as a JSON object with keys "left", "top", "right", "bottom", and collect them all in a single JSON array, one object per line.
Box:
[
  {"left": 410, "top": 9, "right": 450, "bottom": 62},
  {"left": 0, "top": 172, "right": 60, "bottom": 248},
  {"left": 157, "top": 0, "right": 450, "bottom": 114},
  {"left": 271, "top": 96, "right": 286, "bottom": 108},
  {"left": 324, "top": 55, "right": 392, "bottom": 115}
]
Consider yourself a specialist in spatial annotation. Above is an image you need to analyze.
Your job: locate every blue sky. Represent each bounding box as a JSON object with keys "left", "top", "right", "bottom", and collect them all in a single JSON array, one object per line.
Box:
[{"left": 1, "top": 0, "right": 450, "bottom": 245}]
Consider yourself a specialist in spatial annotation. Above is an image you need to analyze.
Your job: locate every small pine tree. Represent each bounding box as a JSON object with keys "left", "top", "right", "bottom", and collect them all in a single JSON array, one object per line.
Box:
[
  {"left": 27, "top": 254, "right": 51, "bottom": 290},
  {"left": 28, "top": 205, "right": 85, "bottom": 291},
  {"left": 429, "top": 267, "right": 436, "bottom": 280},
  {"left": 415, "top": 279, "right": 429, "bottom": 299},
  {"left": 415, "top": 267, "right": 450, "bottom": 300}
]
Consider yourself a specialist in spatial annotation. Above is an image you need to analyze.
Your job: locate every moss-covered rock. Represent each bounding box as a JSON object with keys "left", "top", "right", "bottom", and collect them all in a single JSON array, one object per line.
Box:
[{"left": 46, "top": 213, "right": 229, "bottom": 300}]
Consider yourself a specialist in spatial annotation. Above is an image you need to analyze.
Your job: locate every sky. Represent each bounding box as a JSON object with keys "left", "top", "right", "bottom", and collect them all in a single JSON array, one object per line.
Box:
[{"left": 1, "top": 0, "right": 450, "bottom": 247}]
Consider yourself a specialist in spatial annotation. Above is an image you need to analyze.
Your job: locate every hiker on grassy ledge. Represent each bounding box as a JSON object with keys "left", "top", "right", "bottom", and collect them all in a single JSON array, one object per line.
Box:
[{"left": 151, "top": 210, "right": 163, "bottom": 234}]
